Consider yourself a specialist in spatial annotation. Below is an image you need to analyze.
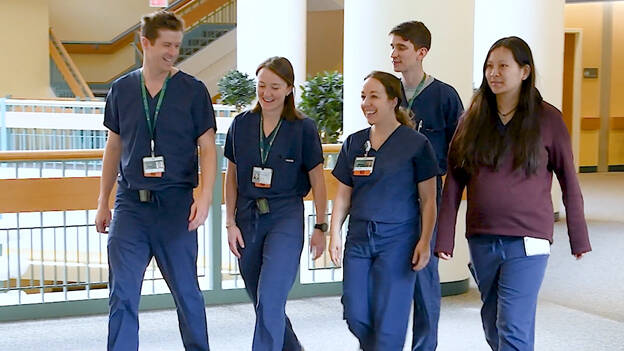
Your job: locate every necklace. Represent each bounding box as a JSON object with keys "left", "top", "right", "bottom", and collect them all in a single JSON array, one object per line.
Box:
[{"left": 498, "top": 107, "right": 516, "bottom": 117}]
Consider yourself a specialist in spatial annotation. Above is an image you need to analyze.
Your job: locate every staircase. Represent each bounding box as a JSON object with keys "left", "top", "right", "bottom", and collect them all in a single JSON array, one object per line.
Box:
[
  {"left": 50, "top": 0, "right": 237, "bottom": 98},
  {"left": 177, "top": 23, "right": 235, "bottom": 63}
]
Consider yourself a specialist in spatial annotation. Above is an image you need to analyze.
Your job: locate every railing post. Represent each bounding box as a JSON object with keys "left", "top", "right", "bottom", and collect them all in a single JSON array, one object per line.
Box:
[
  {"left": 0, "top": 97, "right": 7, "bottom": 151},
  {"left": 210, "top": 146, "right": 224, "bottom": 292}
]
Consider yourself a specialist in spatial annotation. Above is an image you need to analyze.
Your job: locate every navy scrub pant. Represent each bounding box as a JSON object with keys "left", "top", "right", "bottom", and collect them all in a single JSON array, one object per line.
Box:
[
  {"left": 237, "top": 197, "right": 304, "bottom": 351},
  {"left": 342, "top": 220, "right": 419, "bottom": 351},
  {"left": 412, "top": 176, "right": 442, "bottom": 351},
  {"left": 107, "top": 187, "right": 209, "bottom": 351},
  {"left": 468, "top": 235, "right": 549, "bottom": 351}
]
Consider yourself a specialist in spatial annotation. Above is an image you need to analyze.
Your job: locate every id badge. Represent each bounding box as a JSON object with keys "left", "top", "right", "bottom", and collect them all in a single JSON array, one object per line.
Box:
[
  {"left": 252, "top": 167, "right": 273, "bottom": 188},
  {"left": 143, "top": 156, "right": 165, "bottom": 177},
  {"left": 353, "top": 157, "right": 375, "bottom": 176},
  {"left": 523, "top": 237, "right": 551, "bottom": 256}
]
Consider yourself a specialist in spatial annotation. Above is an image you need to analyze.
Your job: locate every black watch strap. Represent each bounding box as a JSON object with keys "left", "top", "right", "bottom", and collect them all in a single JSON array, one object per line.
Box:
[{"left": 314, "top": 223, "right": 328, "bottom": 232}]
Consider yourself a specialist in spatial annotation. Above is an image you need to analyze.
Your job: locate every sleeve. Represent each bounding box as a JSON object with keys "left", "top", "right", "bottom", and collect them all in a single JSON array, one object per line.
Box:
[
  {"left": 331, "top": 135, "right": 354, "bottom": 187},
  {"left": 224, "top": 117, "right": 236, "bottom": 163},
  {"left": 103, "top": 84, "right": 120, "bottom": 134},
  {"left": 434, "top": 130, "right": 469, "bottom": 256},
  {"left": 414, "top": 138, "right": 439, "bottom": 182},
  {"left": 192, "top": 81, "right": 217, "bottom": 139},
  {"left": 444, "top": 86, "right": 464, "bottom": 153},
  {"left": 546, "top": 108, "right": 591, "bottom": 255},
  {"left": 302, "top": 118, "right": 324, "bottom": 171}
]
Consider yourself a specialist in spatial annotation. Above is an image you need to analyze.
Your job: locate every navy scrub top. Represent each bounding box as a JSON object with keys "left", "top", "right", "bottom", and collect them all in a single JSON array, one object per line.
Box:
[
  {"left": 400, "top": 79, "right": 463, "bottom": 175},
  {"left": 104, "top": 69, "right": 216, "bottom": 191},
  {"left": 332, "top": 126, "right": 438, "bottom": 224},
  {"left": 224, "top": 110, "right": 324, "bottom": 200}
]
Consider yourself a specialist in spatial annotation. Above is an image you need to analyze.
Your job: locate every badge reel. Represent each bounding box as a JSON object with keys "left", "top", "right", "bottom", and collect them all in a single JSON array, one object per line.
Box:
[
  {"left": 252, "top": 166, "right": 273, "bottom": 215},
  {"left": 143, "top": 140, "right": 165, "bottom": 177},
  {"left": 353, "top": 140, "right": 375, "bottom": 176}
]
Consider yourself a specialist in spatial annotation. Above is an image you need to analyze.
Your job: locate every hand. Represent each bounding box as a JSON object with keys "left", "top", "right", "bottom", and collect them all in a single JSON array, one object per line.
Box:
[
  {"left": 95, "top": 205, "right": 111, "bottom": 234},
  {"left": 438, "top": 252, "right": 452, "bottom": 260},
  {"left": 329, "top": 232, "right": 343, "bottom": 267},
  {"left": 412, "top": 240, "right": 431, "bottom": 271},
  {"left": 227, "top": 224, "right": 245, "bottom": 258},
  {"left": 188, "top": 198, "right": 211, "bottom": 231},
  {"left": 309, "top": 229, "right": 326, "bottom": 260},
  {"left": 574, "top": 252, "right": 586, "bottom": 260}
]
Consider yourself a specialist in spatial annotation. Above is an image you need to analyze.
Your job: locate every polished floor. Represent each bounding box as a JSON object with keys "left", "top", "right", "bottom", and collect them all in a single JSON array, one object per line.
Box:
[{"left": 1, "top": 173, "right": 622, "bottom": 350}]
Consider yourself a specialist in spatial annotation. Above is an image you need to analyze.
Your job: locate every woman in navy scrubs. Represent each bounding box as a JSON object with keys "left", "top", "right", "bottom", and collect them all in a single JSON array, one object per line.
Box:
[
  {"left": 435, "top": 37, "right": 591, "bottom": 350},
  {"left": 329, "top": 71, "right": 438, "bottom": 350},
  {"left": 224, "top": 56, "right": 328, "bottom": 351}
]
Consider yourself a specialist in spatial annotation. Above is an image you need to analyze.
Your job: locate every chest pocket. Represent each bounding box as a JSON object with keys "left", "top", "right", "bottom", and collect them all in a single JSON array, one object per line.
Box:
[{"left": 271, "top": 152, "right": 299, "bottom": 191}]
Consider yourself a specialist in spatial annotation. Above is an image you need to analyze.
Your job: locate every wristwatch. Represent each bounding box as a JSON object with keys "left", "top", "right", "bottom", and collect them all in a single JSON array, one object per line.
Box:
[{"left": 314, "top": 223, "right": 328, "bottom": 232}]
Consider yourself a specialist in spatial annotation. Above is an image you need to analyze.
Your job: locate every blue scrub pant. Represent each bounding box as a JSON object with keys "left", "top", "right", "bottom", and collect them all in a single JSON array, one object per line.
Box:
[
  {"left": 468, "top": 235, "right": 549, "bottom": 351},
  {"left": 412, "top": 176, "right": 442, "bottom": 351},
  {"left": 237, "top": 197, "right": 304, "bottom": 351},
  {"left": 342, "top": 220, "right": 419, "bottom": 351},
  {"left": 107, "top": 187, "right": 209, "bottom": 351}
]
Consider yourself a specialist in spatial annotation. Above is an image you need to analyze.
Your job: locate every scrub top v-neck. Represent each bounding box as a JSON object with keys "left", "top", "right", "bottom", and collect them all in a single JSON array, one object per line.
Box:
[
  {"left": 332, "top": 125, "right": 438, "bottom": 224},
  {"left": 224, "top": 110, "right": 324, "bottom": 200},
  {"left": 103, "top": 69, "right": 216, "bottom": 191}
]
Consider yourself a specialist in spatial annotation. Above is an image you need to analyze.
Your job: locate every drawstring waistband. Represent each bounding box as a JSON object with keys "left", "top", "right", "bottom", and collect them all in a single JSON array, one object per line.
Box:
[{"left": 366, "top": 221, "right": 378, "bottom": 253}]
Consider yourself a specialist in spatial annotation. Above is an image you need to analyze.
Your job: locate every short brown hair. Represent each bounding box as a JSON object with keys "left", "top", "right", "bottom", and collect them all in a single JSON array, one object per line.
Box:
[
  {"left": 364, "top": 71, "right": 415, "bottom": 128},
  {"left": 389, "top": 21, "right": 431, "bottom": 51},
  {"left": 141, "top": 11, "right": 184, "bottom": 44},
  {"left": 252, "top": 57, "right": 303, "bottom": 121}
]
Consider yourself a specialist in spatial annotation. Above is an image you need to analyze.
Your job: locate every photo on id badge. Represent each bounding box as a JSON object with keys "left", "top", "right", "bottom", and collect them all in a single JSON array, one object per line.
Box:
[
  {"left": 353, "top": 157, "right": 375, "bottom": 176},
  {"left": 143, "top": 156, "right": 165, "bottom": 177},
  {"left": 252, "top": 166, "right": 273, "bottom": 188}
]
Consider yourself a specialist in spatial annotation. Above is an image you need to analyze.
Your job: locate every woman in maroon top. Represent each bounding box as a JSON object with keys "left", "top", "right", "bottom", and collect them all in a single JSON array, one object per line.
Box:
[{"left": 435, "top": 36, "right": 591, "bottom": 351}]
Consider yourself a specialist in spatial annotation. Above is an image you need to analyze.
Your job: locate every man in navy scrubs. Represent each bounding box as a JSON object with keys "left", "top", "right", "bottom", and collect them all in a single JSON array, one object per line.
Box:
[
  {"left": 389, "top": 21, "right": 464, "bottom": 351},
  {"left": 95, "top": 11, "right": 217, "bottom": 351}
]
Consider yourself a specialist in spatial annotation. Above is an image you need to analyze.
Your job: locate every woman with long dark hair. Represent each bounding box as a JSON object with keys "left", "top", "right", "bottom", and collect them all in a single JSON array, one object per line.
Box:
[
  {"left": 329, "top": 71, "right": 438, "bottom": 350},
  {"left": 224, "top": 56, "right": 327, "bottom": 351},
  {"left": 435, "top": 37, "right": 591, "bottom": 350}
]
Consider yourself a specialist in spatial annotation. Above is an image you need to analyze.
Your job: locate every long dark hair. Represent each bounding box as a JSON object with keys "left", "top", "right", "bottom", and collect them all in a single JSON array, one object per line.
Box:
[
  {"left": 448, "top": 36, "right": 543, "bottom": 176},
  {"left": 251, "top": 56, "right": 303, "bottom": 121},
  {"left": 364, "top": 71, "right": 415, "bottom": 128}
]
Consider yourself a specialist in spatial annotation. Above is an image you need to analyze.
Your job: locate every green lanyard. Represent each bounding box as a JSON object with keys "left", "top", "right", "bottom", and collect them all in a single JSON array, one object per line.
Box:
[
  {"left": 259, "top": 114, "right": 283, "bottom": 165},
  {"left": 407, "top": 73, "right": 428, "bottom": 110},
  {"left": 140, "top": 71, "right": 170, "bottom": 154}
]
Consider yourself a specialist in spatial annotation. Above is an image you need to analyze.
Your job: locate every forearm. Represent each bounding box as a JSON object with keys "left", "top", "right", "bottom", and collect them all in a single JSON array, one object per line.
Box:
[
  {"left": 417, "top": 177, "right": 437, "bottom": 245},
  {"left": 329, "top": 184, "right": 352, "bottom": 236},
  {"left": 197, "top": 131, "right": 217, "bottom": 204},
  {"left": 225, "top": 161, "right": 238, "bottom": 226},
  {"left": 98, "top": 132, "right": 121, "bottom": 207},
  {"left": 419, "top": 195, "right": 436, "bottom": 245},
  {"left": 309, "top": 164, "right": 327, "bottom": 224}
]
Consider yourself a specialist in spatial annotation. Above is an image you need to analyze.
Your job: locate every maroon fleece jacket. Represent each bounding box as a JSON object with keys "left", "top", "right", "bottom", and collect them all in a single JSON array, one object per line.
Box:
[{"left": 435, "top": 101, "right": 591, "bottom": 256}]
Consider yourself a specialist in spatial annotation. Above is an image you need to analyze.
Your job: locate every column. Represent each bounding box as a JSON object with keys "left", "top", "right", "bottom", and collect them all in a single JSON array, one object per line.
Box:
[
  {"left": 474, "top": 0, "right": 566, "bottom": 214},
  {"left": 343, "top": 0, "right": 476, "bottom": 293},
  {"left": 236, "top": 0, "right": 307, "bottom": 100},
  {"left": 343, "top": 0, "right": 475, "bottom": 136},
  {"left": 474, "top": 0, "right": 565, "bottom": 108}
]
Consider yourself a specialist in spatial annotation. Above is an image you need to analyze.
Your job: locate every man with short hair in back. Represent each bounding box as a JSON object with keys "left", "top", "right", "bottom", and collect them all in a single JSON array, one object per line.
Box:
[
  {"left": 389, "top": 20, "right": 464, "bottom": 351},
  {"left": 95, "top": 11, "right": 216, "bottom": 351}
]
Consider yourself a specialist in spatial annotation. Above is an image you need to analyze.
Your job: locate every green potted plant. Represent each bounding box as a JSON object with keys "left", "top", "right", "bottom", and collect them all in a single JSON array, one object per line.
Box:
[
  {"left": 299, "top": 71, "right": 343, "bottom": 143},
  {"left": 217, "top": 69, "right": 256, "bottom": 112}
]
